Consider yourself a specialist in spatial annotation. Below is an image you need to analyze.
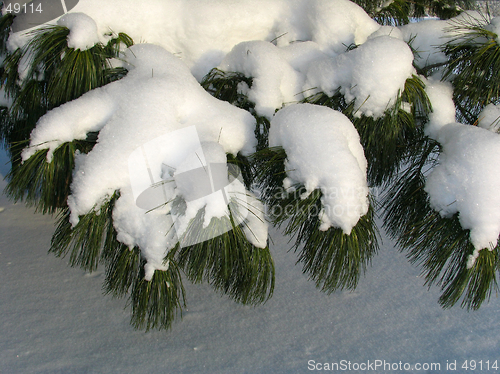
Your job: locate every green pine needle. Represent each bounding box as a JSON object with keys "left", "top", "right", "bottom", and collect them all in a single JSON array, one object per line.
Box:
[
  {"left": 5, "top": 137, "right": 97, "bottom": 214},
  {"left": 254, "top": 146, "right": 379, "bottom": 293},
  {"left": 129, "top": 261, "right": 186, "bottom": 331},
  {"left": 276, "top": 186, "right": 379, "bottom": 293},
  {"left": 173, "top": 199, "right": 275, "bottom": 305},
  {"left": 352, "top": 0, "right": 476, "bottom": 21},
  {"left": 303, "top": 75, "right": 430, "bottom": 187},
  {"left": 382, "top": 137, "right": 500, "bottom": 310},
  {"left": 200, "top": 68, "right": 271, "bottom": 150},
  {"left": 103, "top": 244, "right": 142, "bottom": 298},
  {"left": 2, "top": 25, "right": 133, "bottom": 212},
  {"left": 442, "top": 14, "right": 500, "bottom": 124},
  {"left": 50, "top": 194, "right": 117, "bottom": 272}
]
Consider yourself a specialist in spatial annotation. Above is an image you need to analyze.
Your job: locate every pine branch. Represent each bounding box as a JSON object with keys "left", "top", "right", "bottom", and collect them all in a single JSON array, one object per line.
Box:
[
  {"left": 1, "top": 26, "right": 133, "bottom": 212},
  {"left": 5, "top": 137, "right": 97, "bottom": 213},
  {"left": 254, "top": 147, "right": 379, "bottom": 293},
  {"left": 129, "top": 261, "right": 186, "bottom": 331},
  {"left": 50, "top": 193, "right": 118, "bottom": 272},
  {"left": 173, "top": 198, "right": 275, "bottom": 305},
  {"left": 441, "top": 15, "right": 500, "bottom": 124},
  {"left": 303, "top": 75, "right": 430, "bottom": 187},
  {"left": 382, "top": 137, "right": 500, "bottom": 309},
  {"left": 201, "top": 68, "right": 271, "bottom": 150}
]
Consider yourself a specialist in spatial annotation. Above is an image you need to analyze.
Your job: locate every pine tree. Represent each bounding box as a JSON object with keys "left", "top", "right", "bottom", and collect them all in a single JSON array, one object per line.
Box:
[{"left": 1, "top": 0, "right": 499, "bottom": 331}]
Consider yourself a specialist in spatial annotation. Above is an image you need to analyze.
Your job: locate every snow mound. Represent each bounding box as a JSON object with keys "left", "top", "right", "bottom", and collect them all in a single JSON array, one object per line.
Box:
[
  {"left": 478, "top": 103, "right": 500, "bottom": 133},
  {"left": 218, "top": 41, "right": 305, "bottom": 119},
  {"left": 269, "top": 103, "right": 369, "bottom": 234},
  {"left": 307, "top": 0, "right": 380, "bottom": 55},
  {"left": 57, "top": 13, "right": 101, "bottom": 51},
  {"left": 6, "top": 0, "right": 382, "bottom": 79},
  {"left": 22, "top": 43, "right": 262, "bottom": 277},
  {"left": 424, "top": 77, "right": 456, "bottom": 138},
  {"left": 425, "top": 123, "right": 500, "bottom": 267},
  {"left": 399, "top": 18, "right": 450, "bottom": 68},
  {"left": 305, "top": 35, "right": 415, "bottom": 118}
]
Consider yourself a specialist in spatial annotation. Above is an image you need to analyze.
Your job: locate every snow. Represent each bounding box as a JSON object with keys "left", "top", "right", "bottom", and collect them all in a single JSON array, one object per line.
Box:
[
  {"left": 1, "top": 1, "right": 500, "bottom": 369},
  {"left": 486, "top": 17, "right": 500, "bottom": 42},
  {"left": 423, "top": 77, "right": 456, "bottom": 138},
  {"left": 423, "top": 81, "right": 500, "bottom": 266},
  {"left": 305, "top": 0, "right": 380, "bottom": 55},
  {"left": 218, "top": 34, "right": 414, "bottom": 119},
  {"left": 399, "top": 18, "right": 450, "bottom": 68},
  {"left": 399, "top": 11, "right": 492, "bottom": 70},
  {"left": 17, "top": 0, "right": 415, "bottom": 277},
  {"left": 5, "top": 0, "right": 383, "bottom": 79},
  {"left": 12, "top": 0, "right": 498, "bottom": 289},
  {"left": 57, "top": 12, "right": 101, "bottom": 51},
  {"left": 269, "top": 104, "right": 368, "bottom": 234},
  {"left": 304, "top": 35, "right": 415, "bottom": 118},
  {"left": 425, "top": 123, "right": 500, "bottom": 265},
  {"left": 22, "top": 43, "right": 260, "bottom": 276},
  {"left": 218, "top": 41, "right": 304, "bottom": 119},
  {"left": 478, "top": 103, "right": 500, "bottom": 133},
  {"left": 2, "top": 192, "right": 500, "bottom": 373}
]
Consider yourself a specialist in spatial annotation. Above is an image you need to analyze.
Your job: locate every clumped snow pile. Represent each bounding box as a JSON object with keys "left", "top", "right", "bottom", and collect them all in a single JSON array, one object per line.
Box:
[
  {"left": 478, "top": 103, "right": 500, "bottom": 132},
  {"left": 218, "top": 35, "right": 414, "bottom": 119},
  {"left": 57, "top": 13, "right": 101, "bottom": 50},
  {"left": 218, "top": 41, "right": 304, "bottom": 119},
  {"left": 486, "top": 17, "right": 500, "bottom": 42},
  {"left": 6, "top": 0, "right": 418, "bottom": 119},
  {"left": 399, "top": 11, "right": 492, "bottom": 69},
  {"left": 305, "top": 0, "right": 380, "bottom": 54},
  {"left": 22, "top": 43, "right": 262, "bottom": 279},
  {"left": 425, "top": 123, "right": 500, "bottom": 267},
  {"left": 424, "top": 77, "right": 500, "bottom": 267},
  {"left": 269, "top": 104, "right": 369, "bottom": 234},
  {"left": 5, "top": 0, "right": 382, "bottom": 79},
  {"left": 399, "top": 18, "right": 450, "bottom": 68},
  {"left": 423, "top": 77, "right": 456, "bottom": 137},
  {"left": 304, "top": 35, "right": 415, "bottom": 118}
]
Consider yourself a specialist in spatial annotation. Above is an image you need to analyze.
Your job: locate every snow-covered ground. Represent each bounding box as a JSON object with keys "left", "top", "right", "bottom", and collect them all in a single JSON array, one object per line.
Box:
[{"left": 1, "top": 144, "right": 499, "bottom": 373}]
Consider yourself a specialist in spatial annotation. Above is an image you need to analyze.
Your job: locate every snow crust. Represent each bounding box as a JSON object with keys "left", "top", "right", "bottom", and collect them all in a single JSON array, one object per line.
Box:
[
  {"left": 269, "top": 103, "right": 369, "bottom": 234},
  {"left": 3, "top": 197, "right": 500, "bottom": 374}
]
